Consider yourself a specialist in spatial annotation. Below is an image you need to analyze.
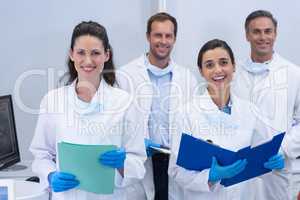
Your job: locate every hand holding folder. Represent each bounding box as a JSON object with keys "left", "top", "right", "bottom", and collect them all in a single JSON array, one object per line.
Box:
[
  {"left": 176, "top": 132, "right": 285, "bottom": 187},
  {"left": 58, "top": 142, "right": 117, "bottom": 194},
  {"left": 208, "top": 157, "right": 248, "bottom": 183}
]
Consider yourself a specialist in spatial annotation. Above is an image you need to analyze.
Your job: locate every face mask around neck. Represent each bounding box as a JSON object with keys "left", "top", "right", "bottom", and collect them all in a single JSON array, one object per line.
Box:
[
  {"left": 147, "top": 63, "right": 173, "bottom": 76},
  {"left": 243, "top": 59, "right": 269, "bottom": 75}
]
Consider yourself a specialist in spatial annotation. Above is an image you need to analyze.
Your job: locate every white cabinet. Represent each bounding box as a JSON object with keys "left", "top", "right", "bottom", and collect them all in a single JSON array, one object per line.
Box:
[
  {"left": 15, "top": 180, "right": 48, "bottom": 200},
  {"left": 0, "top": 161, "right": 49, "bottom": 199}
]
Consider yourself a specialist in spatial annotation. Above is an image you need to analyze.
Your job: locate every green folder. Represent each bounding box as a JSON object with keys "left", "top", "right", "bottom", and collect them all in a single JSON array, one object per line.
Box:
[{"left": 58, "top": 142, "right": 117, "bottom": 194}]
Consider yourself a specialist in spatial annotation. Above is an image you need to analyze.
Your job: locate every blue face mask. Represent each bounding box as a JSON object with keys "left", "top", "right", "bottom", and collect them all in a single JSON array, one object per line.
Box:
[
  {"left": 68, "top": 84, "right": 103, "bottom": 115},
  {"left": 145, "top": 55, "right": 173, "bottom": 76},
  {"left": 243, "top": 59, "right": 269, "bottom": 75},
  {"left": 147, "top": 63, "right": 173, "bottom": 77},
  {"left": 74, "top": 98, "right": 103, "bottom": 115}
]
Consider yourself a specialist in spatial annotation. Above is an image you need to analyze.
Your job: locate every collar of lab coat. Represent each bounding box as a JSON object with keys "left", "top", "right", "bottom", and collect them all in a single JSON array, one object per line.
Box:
[
  {"left": 191, "top": 89, "right": 239, "bottom": 131},
  {"left": 268, "top": 52, "right": 285, "bottom": 71},
  {"left": 68, "top": 78, "right": 108, "bottom": 115},
  {"left": 197, "top": 89, "right": 234, "bottom": 112}
]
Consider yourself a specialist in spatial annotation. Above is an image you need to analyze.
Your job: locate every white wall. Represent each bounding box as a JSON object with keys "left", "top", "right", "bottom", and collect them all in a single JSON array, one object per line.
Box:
[{"left": 1, "top": 0, "right": 299, "bottom": 161}]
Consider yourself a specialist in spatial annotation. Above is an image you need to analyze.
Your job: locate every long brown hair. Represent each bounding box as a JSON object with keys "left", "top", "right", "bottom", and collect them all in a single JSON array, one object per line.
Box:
[{"left": 64, "top": 21, "right": 115, "bottom": 86}]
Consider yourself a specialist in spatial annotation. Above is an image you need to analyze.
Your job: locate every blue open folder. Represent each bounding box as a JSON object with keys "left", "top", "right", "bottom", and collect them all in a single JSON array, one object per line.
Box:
[{"left": 176, "top": 132, "right": 285, "bottom": 187}]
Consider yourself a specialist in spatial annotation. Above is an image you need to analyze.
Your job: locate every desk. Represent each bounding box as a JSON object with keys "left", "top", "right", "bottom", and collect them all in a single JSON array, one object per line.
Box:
[
  {"left": 15, "top": 180, "right": 48, "bottom": 200},
  {"left": 0, "top": 161, "right": 35, "bottom": 180},
  {"left": 0, "top": 161, "right": 49, "bottom": 199},
  {"left": 0, "top": 179, "right": 48, "bottom": 200}
]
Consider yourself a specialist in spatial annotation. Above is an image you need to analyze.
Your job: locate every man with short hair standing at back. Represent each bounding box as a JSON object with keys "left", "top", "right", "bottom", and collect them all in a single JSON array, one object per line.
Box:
[
  {"left": 233, "top": 10, "right": 300, "bottom": 199},
  {"left": 117, "top": 12, "right": 198, "bottom": 200}
]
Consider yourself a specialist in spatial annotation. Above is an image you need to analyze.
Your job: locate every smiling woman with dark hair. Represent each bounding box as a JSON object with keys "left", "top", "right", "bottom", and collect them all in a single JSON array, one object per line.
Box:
[
  {"left": 168, "top": 39, "right": 284, "bottom": 200},
  {"left": 30, "top": 21, "right": 146, "bottom": 200}
]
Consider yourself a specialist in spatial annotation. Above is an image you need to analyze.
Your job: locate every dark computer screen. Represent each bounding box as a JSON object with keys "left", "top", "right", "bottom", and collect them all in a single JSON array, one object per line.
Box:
[{"left": 0, "top": 95, "right": 20, "bottom": 170}]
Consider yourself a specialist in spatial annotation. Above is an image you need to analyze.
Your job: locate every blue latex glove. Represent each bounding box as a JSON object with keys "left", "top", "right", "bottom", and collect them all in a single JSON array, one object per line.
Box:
[
  {"left": 264, "top": 153, "right": 285, "bottom": 170},
  {"left": 144, "top": 138, "right": 161, "bottom": 157},
  {"left": 99, "top": 148, "right": 126, "bottom": 169},
  {"left": 209, "top": 157, "right": 248, "bottom": 183},
  {"left": 48, "top": 172, "right": 79, "bottom": 192}
]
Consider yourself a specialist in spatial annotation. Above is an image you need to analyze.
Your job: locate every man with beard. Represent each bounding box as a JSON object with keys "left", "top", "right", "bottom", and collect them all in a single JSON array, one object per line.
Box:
[{"left": 117, "top": 12, "right": 198, "bottom": 200}]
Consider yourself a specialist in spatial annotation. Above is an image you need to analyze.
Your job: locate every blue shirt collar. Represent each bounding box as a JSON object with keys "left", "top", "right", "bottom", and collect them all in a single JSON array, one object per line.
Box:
[{"left": 219, "top": 97, "right": 232, "bottom": 115}]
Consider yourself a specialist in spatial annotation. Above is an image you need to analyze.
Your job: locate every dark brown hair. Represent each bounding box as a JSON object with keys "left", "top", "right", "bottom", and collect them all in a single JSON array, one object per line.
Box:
[
  {"left": 146, "top": 12, "right": 177, "bottom": 37},
  {"left": 245, "top": 10, "right": 277, "bottom": 32},
  {"left": 197, "top": 39, "right": 235, "bottom": 69},
  {"left": 65, "top": 21, "right": 115, "bottom": 86}
]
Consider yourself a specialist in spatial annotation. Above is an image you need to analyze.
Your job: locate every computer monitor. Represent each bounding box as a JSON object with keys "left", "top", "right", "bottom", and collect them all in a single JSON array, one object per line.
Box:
[{"left": 0, "top": 95, "right": 20, "bottom": 170}]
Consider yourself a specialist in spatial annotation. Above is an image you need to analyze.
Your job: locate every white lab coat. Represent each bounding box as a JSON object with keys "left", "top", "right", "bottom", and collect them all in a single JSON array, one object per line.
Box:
[
  {"left": 30, "top": 79, "right": 146, "bottom": 200},
  {"left": 168, "top": 90, "right": 274, "bottom": 200},
  {"left": 116, "top": 54, "right": 198, "bottom": 200},
  {"left": 232, "top": 53, "right": 300, "bottom": 200}
]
